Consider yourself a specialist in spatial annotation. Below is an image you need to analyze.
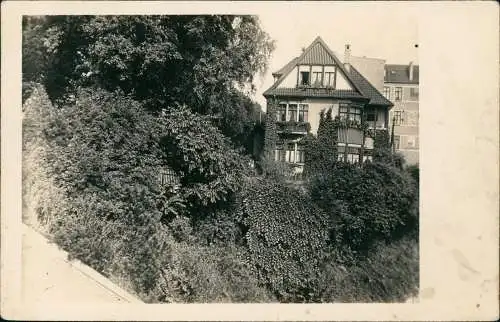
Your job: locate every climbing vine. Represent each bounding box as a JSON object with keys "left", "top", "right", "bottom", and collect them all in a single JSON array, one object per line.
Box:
[
  {"left": 239, "top": 177, "right": 329, "bottom": 302},
  {"left": 263, "top": 99, "right": 278, "bottom": 159}
]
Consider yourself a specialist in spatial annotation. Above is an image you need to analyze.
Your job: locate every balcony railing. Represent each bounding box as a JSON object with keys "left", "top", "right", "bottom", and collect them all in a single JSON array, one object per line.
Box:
[{"left": 276, "top": 121, "right": 310, "bottom": 134}]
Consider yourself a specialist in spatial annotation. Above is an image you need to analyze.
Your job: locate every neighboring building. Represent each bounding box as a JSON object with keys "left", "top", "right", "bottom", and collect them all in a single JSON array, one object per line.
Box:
[
  {"left": 350, "top": 55, "right": 386, "bottom": 93},
  {"left": 384, "top": 63, "right": 419, "bottom": 165},
  {"left": 263, "top": 36, "right": 393, "bottom": 174}
]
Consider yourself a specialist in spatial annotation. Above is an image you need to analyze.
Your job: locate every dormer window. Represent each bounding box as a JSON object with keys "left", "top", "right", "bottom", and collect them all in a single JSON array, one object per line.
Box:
[
  {"left": 299, "top": 71, "right": 310, "bottom": 86},
  {"left": 297, "top": 65, "right": 336, "bottom": 88},
  {"left": 312, "top": 71, "right": 322, "bottom": 86},
  {"left": 324, "top": 66, "right": 336, "bottom": 87},
  {"left": 311, "top": 65, "right": 323, "bottom": 87},
  {"left": 324, "top": 71, "right": 335, "bottom": 87}
]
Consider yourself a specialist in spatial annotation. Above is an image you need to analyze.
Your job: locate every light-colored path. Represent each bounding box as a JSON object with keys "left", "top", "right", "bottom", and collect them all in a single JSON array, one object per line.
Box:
[{"left": 21, "top": 224, "right": 143, "bottom": 304}]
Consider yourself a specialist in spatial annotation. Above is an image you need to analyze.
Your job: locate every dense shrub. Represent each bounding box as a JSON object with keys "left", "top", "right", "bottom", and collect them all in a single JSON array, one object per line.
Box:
[
  {"left": 238, "top": 177, "right": 330, "bottom": 302},
  {"left": 160, "top": 106, "right": 248, "bottom": 213},
  {"left": 22, "top": 85, "right": 262, "bottom": 301},
  {"left": 309, "top": 161, "right": 418, "bottom": 252},
  {"left": 151, "top": 242, "right": 273, "bottom": 303},
  {"left": 22, "top": 84, "right": 68, "bottom": 230},
  {"left": 303, "top": 108, "right": 338, "bottom": 177},
  {"left": 318, "top": 236, "right": 419, "bottom": 302}
]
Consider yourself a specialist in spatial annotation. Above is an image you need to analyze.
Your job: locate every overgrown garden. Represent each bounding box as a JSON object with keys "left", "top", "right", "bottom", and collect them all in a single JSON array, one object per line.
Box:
[{"left": 22, "top": 15, "right": 419, "bottom": 303}]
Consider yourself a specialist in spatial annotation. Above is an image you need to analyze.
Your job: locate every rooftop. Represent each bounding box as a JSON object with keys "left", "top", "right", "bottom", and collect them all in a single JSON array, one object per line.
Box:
[
  {"left": 264, "top": 36, "right": 393, "bottom": 107},
  {"left": 384, "top": 64, "right": 419, "bottom": 84}
]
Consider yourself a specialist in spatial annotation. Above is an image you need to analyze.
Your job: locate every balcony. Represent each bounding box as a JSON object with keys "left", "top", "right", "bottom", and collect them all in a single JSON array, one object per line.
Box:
[{"left": 276, "top": 121, "right": 310, "bottom": 134}]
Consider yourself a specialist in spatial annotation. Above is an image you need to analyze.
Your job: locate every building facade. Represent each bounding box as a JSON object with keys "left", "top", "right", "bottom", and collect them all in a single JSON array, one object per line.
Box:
[
  {"left": 384, "top": 63, "right": 419, "bottom": 165},
  {"left": 263, "top": 37, "right": 393, "bottom": 174}
]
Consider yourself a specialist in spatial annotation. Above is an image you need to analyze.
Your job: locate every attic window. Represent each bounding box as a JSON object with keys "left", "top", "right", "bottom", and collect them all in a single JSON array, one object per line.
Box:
[{"left": 300, "top": 71, "right": 310, "bottom": 86}]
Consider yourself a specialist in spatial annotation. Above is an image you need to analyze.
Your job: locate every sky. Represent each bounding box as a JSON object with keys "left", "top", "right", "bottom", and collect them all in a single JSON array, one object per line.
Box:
[{"left": 249, "top": 3, "right": 419, "bottom": 109}]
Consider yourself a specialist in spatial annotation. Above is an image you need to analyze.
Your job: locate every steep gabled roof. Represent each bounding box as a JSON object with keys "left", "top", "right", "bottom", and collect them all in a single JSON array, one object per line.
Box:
[
  {"left": 264, "top": 36, "right": 392, "bottom": 107},
  {"left": 265, "top": 88, "right": 365, "bottom": 100},
  {"left": 350, "top": 66, "right": 393, "bottom": 106},
  {"left": 265, "top": 37, "right": 362, "bottom": 97},
  {"left": 272, "top": 57, "right": 298, "bottom": 78},
  {"left": 385, "top": 64, "right": 419, "bottom": 84}
]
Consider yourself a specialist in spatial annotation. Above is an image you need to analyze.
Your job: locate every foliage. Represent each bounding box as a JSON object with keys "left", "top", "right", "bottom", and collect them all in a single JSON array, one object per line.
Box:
[
  {"left": 151, "top": 241, "right": 273, "bottom": 303},
  {"left": 22, "top": 85, "right": 259, "bottom": 300},
  {"left": 406, "top": 163, "right": 419, "bottom": 185},
  {"left": 192, "top": 203, "right": 246, "bottom": 246},
  {"left": 238, "top": 177, "right": 330, "bottom": 302},
  {"left": 22, "top": 15, "right": 275, "bottom": 147},
  {"left": 258, "top": 154, "right": 296, "bottom": 181},
  {"left": 22, "top": 84, "right": 67, "bottom": 230},
  {"left": 371, "top": 129, "right": 393, "bottom": 163},
  {"left": 159, "top": 106, "right": 248, "bottom": 213},
  {"left": 318, "top": 236, "right": 419, "bottom": 302},
  {"left": 303, "top": 108, "right": 338, "bottom": 176},
  {"left": 263, "top": 99, "right": 278, "bottom": 159},
  {"left": 309, "top": 161, "right": 418, "bottom": 252}
]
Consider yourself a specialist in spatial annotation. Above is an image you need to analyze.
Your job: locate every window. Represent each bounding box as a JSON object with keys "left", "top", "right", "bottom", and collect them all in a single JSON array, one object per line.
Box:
[
  {"left": 410, "top": 87, "right": 419, "bottom": 99},
  {"left": 324, "top": 71, "right": 335, "bottom": 87},
  {"left": 407, "top": 136, "right": 416, "bottom": 149},
  {"left": 275, "top": 148, "right": 285, "bottom": 162},
  {"left": 277, "top": 103, "right": 287, "bottom": 121},
  {"left": 394, "top": 87, "right": 403, "bottom": 101},
  {"left": 298, "top": 104, "right": 309, "bottom": 122},
  {"left": 347, "top": 153, "right": 360, "bottom": 163},
  {"left": 276, "top": 142, "right": 306, "bottom": 164},
  {"left": 339, "top": 104, "right": 361, "bottom": 122},
  {"left": 286, "top": 142, "right": 295, "bottom": 163},
  {"left": 383, "top": 86, "right": 391, "bottom": 99},
  {"left": 337, "top": 152, "right": 360, "bottom": 164},
  {"left": 337, "top": 146, "right": 360, "bottom": 164},
  {"left": 365, "top": 108, "right": 377, "bottom": 122},
  {"left": 288, "top": 104, "right": 298, "bottom": 122},
  {"left": 393, "top": 135, "right": 401, "bottom": 150},
  {"left": 300, "top": 71, "right": 310, "bottom": 86},
  {"left": 393, "top": 110, "right": 404, "bottom": 125},
  {"left": 296, "top": 144, "right": 305, "bottom": 163},
  {"left": 312, "top": 71, "right": 322, "bottom": 86}
]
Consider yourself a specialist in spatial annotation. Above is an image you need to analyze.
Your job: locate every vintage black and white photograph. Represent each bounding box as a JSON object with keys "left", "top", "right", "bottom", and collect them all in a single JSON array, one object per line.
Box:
[
  {"left": 3, "top": 1, "right": 498, "bottom": 320},
  {"left": 19, "top": 9, "right": 422, "bottom": 304},
  {"left": 20, "top": 11, "right": 420, "bottom": 304}
]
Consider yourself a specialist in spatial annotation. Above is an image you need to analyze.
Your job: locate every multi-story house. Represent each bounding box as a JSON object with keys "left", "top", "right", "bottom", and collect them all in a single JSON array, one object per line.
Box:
[
  {"left": 263, "top": 36, "right": 393, "bottom": 173},
  {"left": 384, "top": 63, "right": 419, "bottom": 165}
]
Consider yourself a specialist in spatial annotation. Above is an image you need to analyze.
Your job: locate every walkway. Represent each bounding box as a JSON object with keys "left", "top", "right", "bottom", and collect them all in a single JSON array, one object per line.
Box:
[{"left": 21, "top": 224, "right": 143, "bottom": 304}]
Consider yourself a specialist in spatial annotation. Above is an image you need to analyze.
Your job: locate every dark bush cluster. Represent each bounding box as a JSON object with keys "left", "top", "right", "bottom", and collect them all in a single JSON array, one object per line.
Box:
[
  {"left": 23, "top": 85, "right": 267, "bottom": 301},
  {"left": 237, "top": 177, "right": 330, "bottom": 302},
  {"left": 309, "top": 162, "right": 419, "bottom": 253}
]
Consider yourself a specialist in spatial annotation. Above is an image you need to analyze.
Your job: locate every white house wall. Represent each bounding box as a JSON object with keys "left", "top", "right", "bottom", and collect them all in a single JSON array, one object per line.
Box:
[
  {"left": 278, "top": 66, "right": 298, "bottom": 88},
  {"left": 299, "top": 98, "right": 340, "bottom": 135},
  {"left": 335, "top": 70, "right": 353, "bottom": 90}
]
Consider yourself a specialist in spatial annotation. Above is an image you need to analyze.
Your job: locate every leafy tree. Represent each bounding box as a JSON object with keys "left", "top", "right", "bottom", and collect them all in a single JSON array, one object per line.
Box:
[
  {"left": 22, "top": 15, "right": 275, "bottom": 147},
  {"left": 159, "top": 106, "right": 249, "bottom": 214}
]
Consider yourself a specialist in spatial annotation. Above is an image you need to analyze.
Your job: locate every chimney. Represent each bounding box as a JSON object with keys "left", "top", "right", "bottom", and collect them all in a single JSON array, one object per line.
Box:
[
  {"left": 409, "top": 61, "right": 414, "bottom": 81},
  {"left": 344, "top": 44, "right": 351, "bottom": 72}
]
